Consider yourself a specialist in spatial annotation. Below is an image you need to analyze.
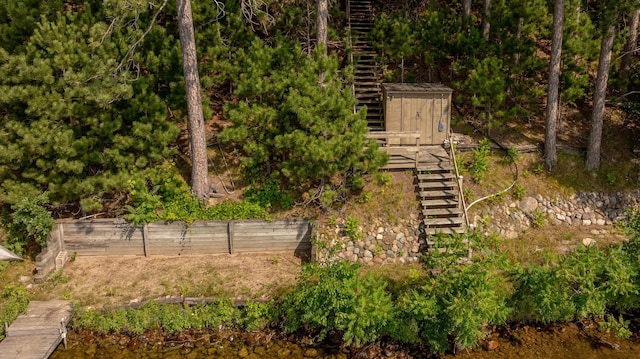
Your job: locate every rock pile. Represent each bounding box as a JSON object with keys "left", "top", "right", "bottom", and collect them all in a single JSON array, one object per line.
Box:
[
  {"left": 315, "top": 214, "right": 427, "bottom": 264},
  {"left": 474, "top": 190, "right": 640, "bottom": 239},
  {"left": 316, "top": 190, "right": 639, "bottom": 264}
]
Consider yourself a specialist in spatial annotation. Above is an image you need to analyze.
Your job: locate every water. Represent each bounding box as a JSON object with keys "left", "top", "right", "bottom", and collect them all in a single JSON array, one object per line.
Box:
[{"left": 51, "top": 322, "right": 640, "bottom": 359}]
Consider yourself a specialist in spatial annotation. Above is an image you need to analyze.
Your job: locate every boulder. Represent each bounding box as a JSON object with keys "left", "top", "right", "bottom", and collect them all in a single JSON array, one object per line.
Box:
[{"left": 519, "top": 197, "right": 539, "bottom": 213}]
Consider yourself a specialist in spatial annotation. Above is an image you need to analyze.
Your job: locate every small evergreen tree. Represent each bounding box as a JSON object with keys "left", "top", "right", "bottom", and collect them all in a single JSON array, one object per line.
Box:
[{"left": 219, "top": 36, "right": 386, "bottom": 206}]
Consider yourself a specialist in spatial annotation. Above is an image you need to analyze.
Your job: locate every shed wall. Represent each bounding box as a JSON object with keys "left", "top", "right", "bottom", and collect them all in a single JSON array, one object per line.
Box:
[{"left": 382, "top": 84, "right": 452, "bottom": 146}]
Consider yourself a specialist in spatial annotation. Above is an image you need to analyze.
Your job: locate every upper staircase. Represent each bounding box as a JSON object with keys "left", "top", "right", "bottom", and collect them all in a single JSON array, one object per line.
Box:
[{"left": 348, "top": 0, "right": 384, "bottom": 130}]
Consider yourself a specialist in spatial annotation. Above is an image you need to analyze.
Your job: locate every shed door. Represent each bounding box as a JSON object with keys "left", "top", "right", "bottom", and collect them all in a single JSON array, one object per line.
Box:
[{"left": 402, "top": 94, "right": 428, "bottom": 145}]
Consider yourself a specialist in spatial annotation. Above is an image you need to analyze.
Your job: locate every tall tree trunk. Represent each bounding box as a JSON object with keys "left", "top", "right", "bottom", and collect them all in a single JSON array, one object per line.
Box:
[
  {"left": 586, "top": 25, "right": 616, "bottom": 170},
  {"left": 621, "top": 8, "right": 639, "bottom": 89},
  {"left": 514, "top": 17, "right": 524, "bottom": 66},
  {"left": 481, "top": 0, "right": 491, "bottom": 41},
  {"left": 462, "top": 0, "right": 472, "bottom": 32},
  {"left": 545, "top": 0, "right": 564, "bottom": 170},
  {"left": 317, "top": 0, "right": 328, "bottom": 84},
  {"left": 177, "top": 0, "right": 209, "bottom": 200}
]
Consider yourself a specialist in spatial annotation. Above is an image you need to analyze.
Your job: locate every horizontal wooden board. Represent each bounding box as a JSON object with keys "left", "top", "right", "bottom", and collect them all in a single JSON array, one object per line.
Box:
[
  {"left": 0, "top": 334, "right": 62, "bottom": 359},
  {"left": 59, "top": 219, "right": 313, "bottom": 256}
]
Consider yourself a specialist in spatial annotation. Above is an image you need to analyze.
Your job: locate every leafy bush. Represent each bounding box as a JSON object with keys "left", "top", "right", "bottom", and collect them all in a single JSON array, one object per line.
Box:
[
  {"left": 468, "top": 138, "right": 491, "bottom": 183},
  {"left": 0, "top": 285, "right": 30, "bottom": 340},
  {"left": 73, "top": 300, "right": 239, "bottom": 334},
  {"left": 280, "top": 261, "right": 392, "bottom": 346},
  {"left": 599, "top": 314, "right": 632, "bottom": 339},
  {"left": 394, "top": 260, "right": 510, "bottom": 352},
  {"left": 510, "top": 245, "right": 639, "bottom": 323},
  {"left": 622, "top": 207, "right": 640, "bottom": 241},
  {"left": 344, "top": 216, "right": 362, "bottom": 241},
  {"left": 529, "top": 208, "right": 547, "bottom": 228},
  {"left": 239, "top": 300, "right": 277, "bottom": 332},
  {"left": 510, "top": 263, "right": 575, "bottom": 324},
  {"left": 125, "top": 163, "right": 270, "bottom": 225},
  {"left": 512, "top": 184, "right": 526, "bottom": 200},
  {"left": 244, "top": 177, "right": 293, "bottom": 211},
  {"left": 7, "top": 193, "right": 55, "bottom": 255}
]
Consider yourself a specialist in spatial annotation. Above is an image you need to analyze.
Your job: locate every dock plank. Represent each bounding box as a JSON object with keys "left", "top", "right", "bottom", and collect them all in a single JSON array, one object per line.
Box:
[{"left": 0, "top": 300, "right": 72, "bottom": 359}]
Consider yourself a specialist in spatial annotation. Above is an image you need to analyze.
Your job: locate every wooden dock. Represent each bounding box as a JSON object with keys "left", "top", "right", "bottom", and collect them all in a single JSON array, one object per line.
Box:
[{"left": 0, "top": 300, "right": 72, "bottom": 359}]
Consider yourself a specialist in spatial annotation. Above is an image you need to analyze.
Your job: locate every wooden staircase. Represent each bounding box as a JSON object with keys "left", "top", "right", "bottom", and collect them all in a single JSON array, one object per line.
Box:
[
  {"left": 417, "top": 163, "right": 466, "bottom": 237},
  {"left": 349, "top": 0, "right": 384, "bottom": 130}
]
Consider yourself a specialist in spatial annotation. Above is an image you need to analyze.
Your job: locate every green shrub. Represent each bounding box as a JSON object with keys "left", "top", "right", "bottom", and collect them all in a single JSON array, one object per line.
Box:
[
  {"left": 512, "top": 184, "right": 526, "bottom": 200},
  {"left": 280, "top": 261, "right": 392, "bottom": 346},
  {"left": 504, "top": 146, "right": 520, "bottom": 164},
  {"left": 599, "top": 314, "right": 632, "bottom": 339},
  {"left": 73, "top": 300, "right": 240, "bottom": 334},
  {"left": 344, "top": 216, "right": 362, "bottom": 241},
  {"left": 244, "top": 177, "right": 293, "bottom": 210},
  {"left": 622, "top": 207, "right": 640, "bottom": 241},
  {"left": 394, "top": 261, "right": 510, "bottom": 353},
  {"left": 529, "top": 208, "right": 547, "bottom": 228},
  {"left": 7, "top": 193, "right": 55, "bottom": 255},
  {"left": 373, "top": 171, "right": 391, "bottom": 186},
  {"left": 240, "top": 300, "right": 277, "bottom": 332},
  {"left": 468, "top": 138, "right": 491, "bottom": 183},
  {"left": 509, "top": 264, "right": 575, "bottom": 324},
  {"left": 0, "top": 286, "right": 30, "bottom": 340},
  {"left": 125, "top": 163, "right": 270, "bottom": 225}
]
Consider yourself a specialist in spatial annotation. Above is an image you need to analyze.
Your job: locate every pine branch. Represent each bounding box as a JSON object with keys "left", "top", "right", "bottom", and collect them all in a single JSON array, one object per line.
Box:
[{"left": 113, "top": 0, "right": 168, "bottom": 79}]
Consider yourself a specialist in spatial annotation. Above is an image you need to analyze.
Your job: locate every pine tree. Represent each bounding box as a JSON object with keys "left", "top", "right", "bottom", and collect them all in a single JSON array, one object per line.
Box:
[
  {"left": 0, "top": 4, "right": 180, "bottom": 209},
  {"left": 219, "top": 37, "right": 386, "bottom": 205}
]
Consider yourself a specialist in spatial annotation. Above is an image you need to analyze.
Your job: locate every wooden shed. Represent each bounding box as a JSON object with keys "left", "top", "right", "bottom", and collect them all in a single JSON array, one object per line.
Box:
[{"left": 381, "top": 83, "right": 453, "bottom": 146}]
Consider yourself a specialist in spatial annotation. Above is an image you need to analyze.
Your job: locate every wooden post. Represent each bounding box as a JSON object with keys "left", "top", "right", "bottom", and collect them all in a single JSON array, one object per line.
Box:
[
  {"left": 60, "top": 320, "right": 67, "bottom": 348},
  {"left": 142, "top": 224, "right": 150, "bottom": 257},
  {"left": 309, "top": 221, "right": 318, "bottom": 262},
  {"left": 228, "top": 221, "right": 234, "bottom": 254},
  {"left": 58, "top": 223, "right": 65, "bottom": 252}
]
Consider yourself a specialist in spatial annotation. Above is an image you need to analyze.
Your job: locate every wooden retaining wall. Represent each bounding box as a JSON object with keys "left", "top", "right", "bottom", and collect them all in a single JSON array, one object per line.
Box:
[
  {"left": 34, "top": 226, "right": 67, "bottom": 283},
  {"left": 34, "top": 218, "right": 313, "bottom": 280}
]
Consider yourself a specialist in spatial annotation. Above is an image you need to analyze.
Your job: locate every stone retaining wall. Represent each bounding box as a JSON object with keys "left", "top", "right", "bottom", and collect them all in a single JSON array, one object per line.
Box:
[
  {"left": 474, "top": 190, "right": 640, "bottom": 239},
  {"left": 315, "top": 214, "right": 427, "bottom": 264},
  {"left": 316, "top": 190, "right": 640, "bottom": 264}
]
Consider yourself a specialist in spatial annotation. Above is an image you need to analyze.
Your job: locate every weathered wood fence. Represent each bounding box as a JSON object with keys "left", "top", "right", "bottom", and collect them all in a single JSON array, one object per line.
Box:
[{"left": 36, "top": 219, "right": 313, "bottom": 281}]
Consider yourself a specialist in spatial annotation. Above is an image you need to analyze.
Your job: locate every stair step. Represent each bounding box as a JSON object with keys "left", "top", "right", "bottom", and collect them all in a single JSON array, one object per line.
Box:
[
  {"left": 423, "top": 217, "right": 464, "bottom": 226},
  {"left": 421, "top": 199, "right": 459, "bottom": 208},
  {"left": 417, "top": 173, "right": 455, "bottom": 181},
  {"left": 424, "top": 227, "right": 466, "bottom": 235},
  {"left": 422, "top": 208, "right": 463, "bottom": 217},
  {"left": 417, "top": 164, "right": 453, "bottom": 173},
  {"left": 355, "top": 95, "right": 381, "bottom": 100},
  {"left": 418, "top": 181, "right": 457, "bottom": 189},
  {"left": 419, "top": 190, "right": 458, "bottom": 199}
]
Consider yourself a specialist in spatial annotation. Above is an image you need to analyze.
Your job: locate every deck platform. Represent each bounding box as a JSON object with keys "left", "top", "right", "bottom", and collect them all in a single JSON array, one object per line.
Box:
[
  {"left": 381, "top": 145, "right": 450, "bottom": 169},
  {"left": 0, "top": 300, "right": 72, "bottom": 359}
]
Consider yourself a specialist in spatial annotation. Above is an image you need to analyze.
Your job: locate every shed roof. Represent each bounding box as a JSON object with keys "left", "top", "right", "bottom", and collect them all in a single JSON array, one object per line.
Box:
[{"left": 381, "top": 83, "right": 453, "bottom": 93}]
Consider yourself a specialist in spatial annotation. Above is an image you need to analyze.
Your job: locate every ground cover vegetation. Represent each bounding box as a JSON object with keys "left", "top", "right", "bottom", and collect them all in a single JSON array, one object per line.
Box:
[
  {"left": 57, "top": 210, "right": 640, "bottom": 353},
  {"left": 1, "top": 0, "right": 640, "bottom": 354}
]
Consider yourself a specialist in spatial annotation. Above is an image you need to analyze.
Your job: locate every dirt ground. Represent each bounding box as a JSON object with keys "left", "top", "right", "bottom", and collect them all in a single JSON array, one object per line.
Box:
[{"left": 32, "top": 252, "right": 304, "bottom": 309}]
